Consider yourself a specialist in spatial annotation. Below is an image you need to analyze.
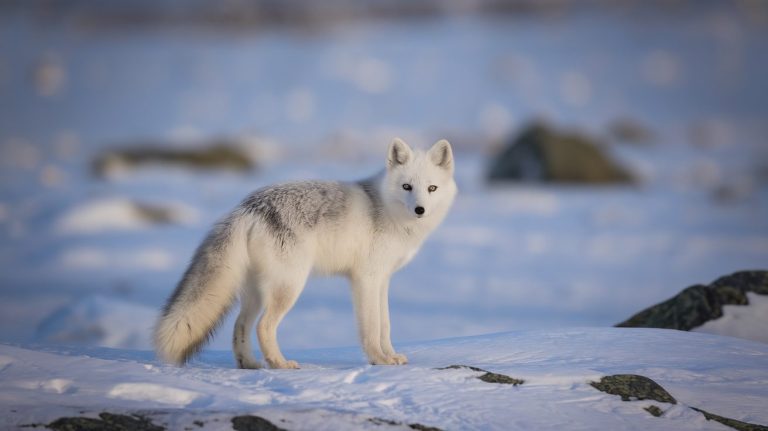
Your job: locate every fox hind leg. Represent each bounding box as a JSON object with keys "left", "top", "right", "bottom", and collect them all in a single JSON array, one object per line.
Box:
[
  {"left": 233, "top": 277, "right": 263, "bottom": 369},
  {"left": 256, "top": 268, "right": 309, "bottom": 369}
]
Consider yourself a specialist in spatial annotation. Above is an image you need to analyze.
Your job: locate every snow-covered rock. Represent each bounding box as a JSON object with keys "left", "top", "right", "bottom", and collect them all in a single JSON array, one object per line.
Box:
[
  {"left": 692, "top": 292, "right": 768, "bottom": 343},
  {"left": 2, "top": 328, "right": 767, "bottom": 430},
  {"left": 617, "top": 270, "right": 768, "bottom": 344},
  {"left": 55, "top": 197, "right": 199, "bottom": 235},
  {"left": 34, "top": 296, "right": 157, "bottom": 349}
]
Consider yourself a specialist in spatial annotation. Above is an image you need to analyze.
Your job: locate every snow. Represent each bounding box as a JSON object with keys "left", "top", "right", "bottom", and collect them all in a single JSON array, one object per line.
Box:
[
  {"left": 57, "top": 246, "right": 176, "bottom": 271},
  {"left": 35, "top": 296, "right": 157, "bottom": 349},
  {"left": 55, "top": 197, "right": 199, "bottom": 234},
  {"left": 693, "top": 293, "right": 768, "bottom": 344},
  {"left": 1, "top": 328, "right": 767, "bottom": 430},
  {"left": 107, "top": 383, "right": 206, "bottom": 407}
]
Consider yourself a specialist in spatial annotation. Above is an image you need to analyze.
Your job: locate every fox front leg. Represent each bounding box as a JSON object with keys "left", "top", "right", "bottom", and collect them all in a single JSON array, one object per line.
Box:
[
  {"left": 379, "top": 280, "right": 407, "bottom": 365},
  {"left": 351, "top": 274, "right": 398, "bottom": 365}
]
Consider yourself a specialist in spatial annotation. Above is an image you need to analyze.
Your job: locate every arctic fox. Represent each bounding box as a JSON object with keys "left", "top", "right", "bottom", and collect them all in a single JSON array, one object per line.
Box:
[{"left": 154, "top": 138, "right": 456, "bottom": 368}]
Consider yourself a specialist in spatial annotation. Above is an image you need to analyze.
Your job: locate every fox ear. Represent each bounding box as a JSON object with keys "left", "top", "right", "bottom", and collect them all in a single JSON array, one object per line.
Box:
[
  {"left": 428, "top": 139, "right": 453, "bottom": 172},
  {"left": 387, "top": 138, "right": 412, "bottom": 169}
]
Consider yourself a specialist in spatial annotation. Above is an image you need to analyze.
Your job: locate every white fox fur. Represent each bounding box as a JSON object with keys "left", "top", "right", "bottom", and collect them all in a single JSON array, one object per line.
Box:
[{"left": 154, "top": 139, "right": 457, "bottom": 368}]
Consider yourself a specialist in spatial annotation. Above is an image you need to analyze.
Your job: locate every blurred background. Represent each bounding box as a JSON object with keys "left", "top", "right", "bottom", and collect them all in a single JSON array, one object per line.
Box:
[{"left": 1, "top": 0, "right": 766, "bottom": 353}]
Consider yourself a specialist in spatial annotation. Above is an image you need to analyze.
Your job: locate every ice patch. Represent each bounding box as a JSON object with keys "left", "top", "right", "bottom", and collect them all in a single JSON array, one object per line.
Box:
[
  {"left": 692, "top": 292, "right": 768, "bottom": 343},
  {"left": 108, "top": 383, "right": 204, "bottom": 407}
]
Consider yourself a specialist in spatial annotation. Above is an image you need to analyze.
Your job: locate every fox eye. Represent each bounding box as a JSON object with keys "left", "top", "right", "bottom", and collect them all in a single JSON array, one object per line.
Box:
[
  {"left": 428, "top": 185, "right": 437, "bottom": 192},
  {"left": 402, "top": 184, "right": 412, "bottom": 191}
]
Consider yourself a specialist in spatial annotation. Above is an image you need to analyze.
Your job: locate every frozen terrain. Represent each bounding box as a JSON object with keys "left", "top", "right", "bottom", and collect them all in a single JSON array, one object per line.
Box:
[
  {"left": 1, "top": 328, "right": 767, "bottom": 430},
  {"left": 2, "top": 4, "right": 766, "bottom": 429}
]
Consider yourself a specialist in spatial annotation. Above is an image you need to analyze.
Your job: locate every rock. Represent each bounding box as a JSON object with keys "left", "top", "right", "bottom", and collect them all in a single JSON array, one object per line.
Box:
[
  {"left": 645, "top": 405, "right": 664, "bottom": 417},
  {"left": 607, "top": 118, "right": 654, "bottom": 144},
  {"left": 47, "top": 413, "right": 164, "bottom": 431},
  {"left": 369, "top": 417, "right": 443, "bottom": 431},
  {"left": 592, "top": 375, "right": 768, "bottom": 430},
  {"left": 616, "top": 270, "right": 768, "bottom": 331},
  {"left": 691, "top": 407, "right": 768, "bottom": 431},
  {"left": 437, "top": 365, "right": 524, "bottom": 385},
  {"left": 590, "top": 374, "right": 677, "bottom": 404},
  {"left": 231, "top": 415, "right": 286, "bottom": 431},
  {"left": 408, "top": 423, "right": 443, "bottom": 431},
  {"left": 92, "top": 142, "right": 254, "bottom": 177},
  {"left": 487, "top": 122, "right": 634, "bottom": 184}
]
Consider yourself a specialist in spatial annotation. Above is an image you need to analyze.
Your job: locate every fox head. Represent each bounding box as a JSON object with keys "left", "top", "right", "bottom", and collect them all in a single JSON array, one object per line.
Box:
[{"left": 383, "top": 138, "right": 457, "bottom": 223}]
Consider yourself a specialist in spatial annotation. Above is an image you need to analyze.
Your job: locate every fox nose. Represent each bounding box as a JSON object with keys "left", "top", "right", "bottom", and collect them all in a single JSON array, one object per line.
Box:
[{"left": 415, "top": 206, "right": 425, "bottom": 215}]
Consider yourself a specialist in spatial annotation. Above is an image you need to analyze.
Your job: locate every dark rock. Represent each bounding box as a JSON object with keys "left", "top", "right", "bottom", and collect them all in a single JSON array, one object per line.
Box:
[
  {"left": 487, "top": 122, "right": 634, "bottom": 184},
  {"left": 691, "top": 407, "right": 768, "bottom": 431},
  {"left": 437, "top": 365, "right": 524, "bottom": 385},
  {"left": 616, "top": 270, "right": 768, "bottom": 330},
  {"left": 132, "top": 202, "right": 178, "bottom": 224},
  {"left": 369, "top": 417, "right": 443, "bottom": 431},
  {"left": 644, "top": 405, "right": 664, "bottom": 417},
  {"left": 607, "top": 118, "right": 654, "bottom": 144},
  {"left": 408, "top": 423, "right": 443, "bottom": 431},
  {"left": 369, "top": 417, "right": 400, "bottom": 426},
  {"left": 590, "top": 374, "right": 676, "bottom": 404},
  {"left": 592, "top": 375, "right": 768, "bottom": 431},
  {"left": 93, "top": 143, "right": 254, "bottom": 177},
  {"left": 231, "top": 415, "right": 286, "bottom": 431},
  {"left": 47, "top": 413, "right": 164, "bottom": 431}
]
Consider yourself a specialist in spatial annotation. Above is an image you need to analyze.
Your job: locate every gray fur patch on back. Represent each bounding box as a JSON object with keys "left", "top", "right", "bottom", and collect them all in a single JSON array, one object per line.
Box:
[
  {"left": 355, "top": 177, "right": 383, "bottom": 224},
  {"left": 241, "top": 181, "right": 348, "bottom": 246}
]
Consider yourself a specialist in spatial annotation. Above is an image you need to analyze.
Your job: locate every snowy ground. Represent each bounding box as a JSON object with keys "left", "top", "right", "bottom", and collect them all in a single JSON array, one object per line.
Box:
[{"left": 2, "top": 328, "right": 767, "bottom": 430}]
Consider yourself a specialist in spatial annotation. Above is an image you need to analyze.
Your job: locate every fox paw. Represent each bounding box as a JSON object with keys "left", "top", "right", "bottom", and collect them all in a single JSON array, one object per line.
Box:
[
  {"left": 267, "top": 358, "right": 300, "bottom": 369},
  {"left": 370, "top": 353, "right": 407, "bottom": 366},
  {"left": 237, "top": 356, "right": 263, "bottom": 369},
  {"left": 390, "top": 353, "right": 408, "bottom": 365},
  {"left": 370, "top": 356, "right": 395, "bottom": 365}
]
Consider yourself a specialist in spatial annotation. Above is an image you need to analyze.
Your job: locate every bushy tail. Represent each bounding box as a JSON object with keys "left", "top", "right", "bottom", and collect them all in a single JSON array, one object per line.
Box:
[{"left": 154, "top": 214, "right": 250, "bottom": 365}]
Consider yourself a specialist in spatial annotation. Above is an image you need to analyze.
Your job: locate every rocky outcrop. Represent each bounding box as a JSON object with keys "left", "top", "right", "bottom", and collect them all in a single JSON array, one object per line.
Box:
[
  {"left": 487, "top": 122, "right": 634, "bottom": 184},
  {"left": 92, "top": 142, "right": 254, "bottom": 177},
  {"left": 437, "top": 364, "right": 524, "bottom": 385},
  {"left": 232, "top": 415, "right": 287, "bottom": 431},
  {"left": 590, "top": 374, "right": 676, "bottom": 404},
  {"left": 591, "top": 374, "right": 768, "bottom": 431},
  {"left": 47, "top": 413, "right": 164, "bottom": 431},
  {"left": 616, "top": 271, "right": 768, "bottom": 330}
]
